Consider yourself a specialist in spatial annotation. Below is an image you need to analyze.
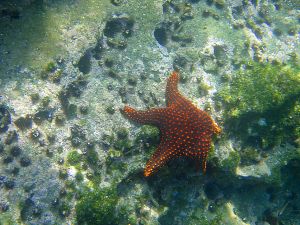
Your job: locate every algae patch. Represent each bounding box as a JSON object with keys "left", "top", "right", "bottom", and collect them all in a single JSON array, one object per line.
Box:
[{"left": 216, "top": 61, "right": 300, "bottom": 148}]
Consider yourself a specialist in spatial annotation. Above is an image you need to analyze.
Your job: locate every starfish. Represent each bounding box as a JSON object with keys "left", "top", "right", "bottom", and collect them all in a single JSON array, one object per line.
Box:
[{"left": 122, "top": 71, "right": 221, "bottom": 177}]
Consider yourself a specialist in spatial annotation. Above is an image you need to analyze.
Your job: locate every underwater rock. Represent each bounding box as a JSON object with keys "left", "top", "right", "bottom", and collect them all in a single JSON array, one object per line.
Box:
[{"left": 236, "top": 144, "right": 300, "bottom": 183}]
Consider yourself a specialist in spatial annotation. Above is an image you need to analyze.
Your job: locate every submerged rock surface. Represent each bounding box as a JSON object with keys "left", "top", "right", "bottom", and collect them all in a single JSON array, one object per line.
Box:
[{"left": 0, "top": 0, "right": 299, "bottom": 224}]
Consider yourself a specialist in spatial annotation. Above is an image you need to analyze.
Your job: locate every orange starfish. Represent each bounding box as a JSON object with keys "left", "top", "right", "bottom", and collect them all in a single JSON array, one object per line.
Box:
[{"left": 122, "top": 71, "right": 221, "bottom": 177}]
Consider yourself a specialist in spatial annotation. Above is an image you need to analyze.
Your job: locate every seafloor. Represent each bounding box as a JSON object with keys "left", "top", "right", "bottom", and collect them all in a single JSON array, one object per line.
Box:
[{"left": 0, "top": 0, "right": 299, "bottom": 225}]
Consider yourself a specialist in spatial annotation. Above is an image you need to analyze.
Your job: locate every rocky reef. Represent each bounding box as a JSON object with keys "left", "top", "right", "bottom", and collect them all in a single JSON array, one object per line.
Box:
[{"left": 0, "top": 0, "right": 299, "bottom": 224}]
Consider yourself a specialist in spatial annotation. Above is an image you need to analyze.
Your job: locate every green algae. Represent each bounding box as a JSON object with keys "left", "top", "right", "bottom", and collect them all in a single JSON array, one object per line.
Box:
[
  {"left": 135, "top": 125, "right": 160, "bottom": 148},
  {"left": 216, "top": 61, "right": 300, "bottom": 148},
  {"left": 217, "top": 62, "right": 300, "bottom": 116},
  {"left": 75, "top": 186, "right": 121, "bottom": 225},
  {"left": 67, "top": 150, "right": 82, "bottom": 166},
  {"left": 221, "top": 151, "right": 241, "bottom": 173}
]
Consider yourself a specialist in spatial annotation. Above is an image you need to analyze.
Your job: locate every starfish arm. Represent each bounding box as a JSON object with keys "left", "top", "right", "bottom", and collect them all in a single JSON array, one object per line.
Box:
[
  {"left": 144, "top": 141, "right": 174, "bottom": 177},
  {"left": 122, "top": 106, "right": 166, "bottom": 125},
  {"left": 166, "top": 71, "right": 184, "bottom": 106},
  {"left": 166, "top": 71, "right": 193, "bottom": 107}
]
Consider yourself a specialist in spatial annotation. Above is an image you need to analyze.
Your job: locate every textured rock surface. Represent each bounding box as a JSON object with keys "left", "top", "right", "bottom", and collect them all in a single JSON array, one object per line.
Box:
[{"left": 0, "top": 0, "right": 299, "bottom": 224}]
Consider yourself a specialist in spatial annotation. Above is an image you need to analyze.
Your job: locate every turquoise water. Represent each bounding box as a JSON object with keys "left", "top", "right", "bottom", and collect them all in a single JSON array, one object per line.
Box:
[{"left": 0, "top": 0, "right": 299, "bottom": 224}]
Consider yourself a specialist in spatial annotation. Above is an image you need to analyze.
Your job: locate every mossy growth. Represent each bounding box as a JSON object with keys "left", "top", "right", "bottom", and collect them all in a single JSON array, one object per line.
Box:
[
  {"left": 67, "top": 150, "right": 82, "bottom": 166},
  {"left": 113, "top": 139, "right": 133, "bottom": 152},
  {"left": 40, "top": 61, "right": 56, "bottom": 79},
  {"left": 76, "top": 186, "right": 123, "bottom": 225},
  {"left": 220, "top": 151, "right": 240, "bottom": 173},
  {"left": 75, "top": 172, "right": 84, "bottom": 182},
  {"left": 45, "top": 61, "right": 56, "bottom": 72},
  {"left": 85, "top": 148, "right": 99, "bottom": 168},
  {"left": 49, "top": 69, "right": 63, "bottom": 83},
  {"left": 135, "top": 125, "right": 160, "bottom": 148},
  {"left": 216, "top": 61, "right": 300, "bottom": 148},
  {"left": 239, "top": 146, "right": 261, "bottom": 166},
  {"left": 108, "top": 127, "right": 132, "bottom": 152}
]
